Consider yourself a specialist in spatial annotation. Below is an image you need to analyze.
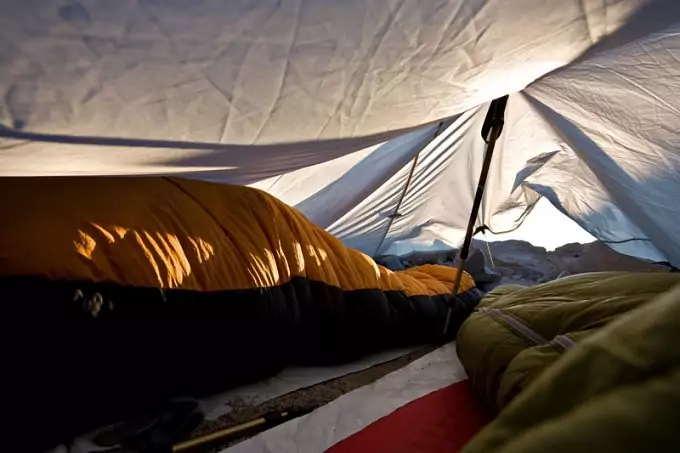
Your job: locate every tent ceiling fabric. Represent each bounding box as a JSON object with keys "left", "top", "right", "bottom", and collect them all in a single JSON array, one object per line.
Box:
[
  {"left": 1, "top": 0, "right": 647, "bottom": 174},
  {"left": 1, "top": 0, "right": 679, "bottom": 266}
]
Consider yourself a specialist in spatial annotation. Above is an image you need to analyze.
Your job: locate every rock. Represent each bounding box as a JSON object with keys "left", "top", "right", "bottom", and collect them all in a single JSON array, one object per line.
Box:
[
  {"left": 377, "top": 240, "right": 669, "bottom": 290},
  {"left": 377, "top": 255, "right": 405, "bottom": 271}
]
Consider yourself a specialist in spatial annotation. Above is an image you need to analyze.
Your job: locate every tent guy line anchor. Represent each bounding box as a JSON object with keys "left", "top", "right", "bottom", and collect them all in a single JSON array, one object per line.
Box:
[{"left": 443, "top": 95, "right": 509, "bottom": 336}]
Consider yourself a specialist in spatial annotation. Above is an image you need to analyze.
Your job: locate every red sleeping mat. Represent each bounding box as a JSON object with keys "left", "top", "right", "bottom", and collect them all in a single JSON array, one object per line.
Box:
[{"left": 327, "top": 379, "right": 489, "bottom": 453}]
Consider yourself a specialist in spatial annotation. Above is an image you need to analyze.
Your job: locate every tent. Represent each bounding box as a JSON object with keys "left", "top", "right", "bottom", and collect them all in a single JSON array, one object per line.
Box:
[
  {"left": 2, "top": 1, "right": 680, "bottom": 451},
  {"left": 2, "top": 0, "right": 679, "bottom": 266}
]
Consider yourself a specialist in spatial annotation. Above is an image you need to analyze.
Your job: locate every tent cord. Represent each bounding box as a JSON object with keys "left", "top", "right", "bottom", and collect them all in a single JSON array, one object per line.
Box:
[
  {"left": 483, "top": 231, "right": 496, "bottom": 269},
  {"left": 373, "top": 121, "right": 447, "bottom": 256}
]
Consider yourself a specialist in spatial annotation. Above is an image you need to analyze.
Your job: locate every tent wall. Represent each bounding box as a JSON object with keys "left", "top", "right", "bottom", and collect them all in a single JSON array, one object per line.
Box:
[
  {"left": 373, "top": 94, "right": 568, "bottom": 256},
  {"left": 249, "top": 122, "right": 445, "bottom": 230},
  {"left": 259, "top": 95, "right": 580, "bottom": 258},
  {"left": 523, "top": 21, "right": 680, "bottom": 265}
]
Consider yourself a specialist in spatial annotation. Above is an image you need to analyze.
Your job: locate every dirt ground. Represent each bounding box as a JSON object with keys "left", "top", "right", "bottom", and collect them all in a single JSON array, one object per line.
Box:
[{"left": 189, "top": 344, "right": 439, "bottom": 452}]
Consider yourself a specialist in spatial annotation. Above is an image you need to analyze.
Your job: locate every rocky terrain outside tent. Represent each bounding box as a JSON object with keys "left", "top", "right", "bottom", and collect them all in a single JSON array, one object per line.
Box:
[{"left": 377, "top": 240, "right": 671, "bottom": 291}]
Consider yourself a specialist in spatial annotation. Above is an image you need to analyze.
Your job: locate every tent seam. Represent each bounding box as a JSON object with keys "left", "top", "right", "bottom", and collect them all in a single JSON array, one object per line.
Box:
[{"left": 373, "top": 121, "right": 446, "bottom": 256}]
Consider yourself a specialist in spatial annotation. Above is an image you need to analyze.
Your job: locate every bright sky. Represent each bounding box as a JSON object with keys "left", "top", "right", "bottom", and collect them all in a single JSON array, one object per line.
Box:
[{"left": 484, "top": 197, "right": 596, "bottom": 251}]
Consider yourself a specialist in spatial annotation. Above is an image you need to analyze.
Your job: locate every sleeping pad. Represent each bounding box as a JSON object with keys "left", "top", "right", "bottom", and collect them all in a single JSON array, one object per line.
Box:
[
  {"left": 0, "top": 176, "right": 480, "bottom": 451},
  {"left": 456, "top": 271, "right": 680, "bottom": 453}
]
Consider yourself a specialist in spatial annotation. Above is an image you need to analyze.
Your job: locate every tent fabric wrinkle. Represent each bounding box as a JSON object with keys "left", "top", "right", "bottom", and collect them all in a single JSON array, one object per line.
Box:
[
  {"left": 0, "top": 0, "right": 647, "bottom": 145},
  {"left": 525, "top": 20, "right": 680, "bottom": 265}
]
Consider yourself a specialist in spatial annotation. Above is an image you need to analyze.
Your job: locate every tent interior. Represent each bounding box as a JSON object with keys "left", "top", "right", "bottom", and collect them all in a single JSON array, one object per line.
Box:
[{"left": 2, "top": 0, "right": 680, "bottom": 452}]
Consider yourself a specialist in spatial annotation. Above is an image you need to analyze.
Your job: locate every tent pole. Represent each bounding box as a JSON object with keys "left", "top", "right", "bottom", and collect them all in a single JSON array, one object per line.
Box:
[{"left": 443, "top": 95, "right": 509, "bottom": 336}]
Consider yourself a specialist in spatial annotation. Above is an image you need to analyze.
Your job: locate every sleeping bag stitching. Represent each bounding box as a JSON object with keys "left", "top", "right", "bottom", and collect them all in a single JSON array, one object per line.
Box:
[
  {"left": 477, "top": 308, "right": 547, "bottom": 346},
  {"left": 552, "top": 334, "right": 576, "bottom": 351}
]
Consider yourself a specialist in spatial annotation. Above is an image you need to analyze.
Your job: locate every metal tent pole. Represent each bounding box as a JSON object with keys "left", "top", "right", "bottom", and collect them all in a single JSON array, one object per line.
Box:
[{"left": 443, "top": 95, "right": 509, "bottom": 336}]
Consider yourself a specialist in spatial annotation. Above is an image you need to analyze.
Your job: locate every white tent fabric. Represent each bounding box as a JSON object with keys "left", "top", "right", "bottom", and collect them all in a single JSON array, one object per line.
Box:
[
  {"left": 523, "top": 22, "right": 680, "bottom": 263},
  {"left": 0, "top": 0, "right": 641, "bottom": 148},
  {"left": 258, "top": 96, "right": 558, "bottom": 256},
  {"left": 1, "top": 0, "right": 679, "bottom": 265}
]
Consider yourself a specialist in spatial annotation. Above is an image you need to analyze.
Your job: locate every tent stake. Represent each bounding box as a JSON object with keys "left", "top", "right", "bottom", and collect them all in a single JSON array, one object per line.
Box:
[
  {"left": 172, "top": 406, "right": 314, "bottom": 452},
  {"left": 443, "top": 95, "right": 509, "bottom": 336}
]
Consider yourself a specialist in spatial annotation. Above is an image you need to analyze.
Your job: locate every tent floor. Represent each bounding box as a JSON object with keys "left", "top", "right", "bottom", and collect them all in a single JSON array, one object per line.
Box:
[{"left": 190, "top": 345, "right": 439, "bottom": 452}]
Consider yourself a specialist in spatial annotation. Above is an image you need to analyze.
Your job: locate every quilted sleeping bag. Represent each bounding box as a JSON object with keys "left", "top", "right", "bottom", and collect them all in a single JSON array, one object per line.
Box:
[
  {"left": 0, "top": 176, "right": 480, "bottom": 451},
  {"left": 456, "top": 271, "right": 680, "bottom": 453}
]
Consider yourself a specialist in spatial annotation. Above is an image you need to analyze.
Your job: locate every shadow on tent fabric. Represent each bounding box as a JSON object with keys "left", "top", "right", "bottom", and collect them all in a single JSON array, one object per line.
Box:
[
  {"left": 532, "top": 0, "right": 680, "bottom": 85},
  {"left": 0, "top": 119, "right": 440, "bottom": 186},
  {"left": 520, "top": 96, "right": 679, "bottom": 267},
  {"left": 293, "top": 120, "right": 458, "bottom": 230}
]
